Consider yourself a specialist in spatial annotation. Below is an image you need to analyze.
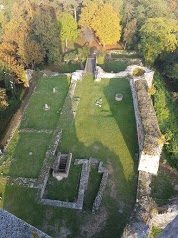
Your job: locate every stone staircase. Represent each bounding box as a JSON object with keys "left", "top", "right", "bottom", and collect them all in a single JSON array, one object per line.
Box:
[{"left": 58, "top": 155, "right": 68, "bottom": 173}]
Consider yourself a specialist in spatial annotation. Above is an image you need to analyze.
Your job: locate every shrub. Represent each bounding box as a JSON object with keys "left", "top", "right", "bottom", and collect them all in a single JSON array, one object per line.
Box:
[
  {"left": 148, "top": 84, "right": 156, "bottom": 95},
  {"left": 63, "top": 51, "right": 78, "bottom": 63},
  {"left": 77, "top": 46, "right": 90, "bottom": 62},
  {"left": 133, "top": 68, "right": 145, "bottom": 77},
  {"left": 97, "top": 52, "right": 106, "bottom": 65}
]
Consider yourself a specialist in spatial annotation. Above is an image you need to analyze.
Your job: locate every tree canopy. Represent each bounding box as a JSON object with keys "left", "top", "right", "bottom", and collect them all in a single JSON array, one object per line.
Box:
[
  {"left": 139, "top": 17, "right": 178, "bottom": 64},
  {"left": 79, "top": 3, "right": 121, "bottom": 46}
]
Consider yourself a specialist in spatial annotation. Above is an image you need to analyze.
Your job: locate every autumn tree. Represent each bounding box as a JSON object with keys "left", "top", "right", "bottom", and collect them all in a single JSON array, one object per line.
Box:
[
  {"left": 59, "top": 13, "right": 78, "bottom": 49},
  {"left": 18, "top": 39, "right": 45, "bottom": 69},
  {"left": 139, "top": 17, "right": 178, "bottom": 64},
  {"left": 79, "top": 4, "right": 121, "bottom": 46}
]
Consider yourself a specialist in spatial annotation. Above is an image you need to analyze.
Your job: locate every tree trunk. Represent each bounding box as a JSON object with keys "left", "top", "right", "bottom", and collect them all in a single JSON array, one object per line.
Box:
[
  {"left": 65, "top": 39, "right": 68, "bottom": 48},
  {"left": 124, "top": 42, "right": 127, "bottom": 50},
  {"left": 74, "top": 7, "right": 77, "bottom": 22}
]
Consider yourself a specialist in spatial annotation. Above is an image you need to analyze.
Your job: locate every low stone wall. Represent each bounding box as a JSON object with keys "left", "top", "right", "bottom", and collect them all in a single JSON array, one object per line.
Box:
[
  {"left": 19, "top": 128, "right": 53, "bottom": 134},
  {"left": 39, "top": 158, "right": 108, "bottom": 211},
  {"left": 39, "top": 159, "right": 91, "bottom": 210},
  {"left": 38, "top": 129, "right": 62, "bottom": 197},
  {"left": 5, "top": 176, "right": 39, "bottom": 188},
  {"left": 92, "top": 167, "right": 108, "bottom": 214}
]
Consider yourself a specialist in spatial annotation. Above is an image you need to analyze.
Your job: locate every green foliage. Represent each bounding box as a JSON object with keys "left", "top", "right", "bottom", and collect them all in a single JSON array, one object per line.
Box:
[
  {"left": 154, "top": 73, "right": 178, "bottom": 168},
  {"left": 133, "top": 68, "right": 145, "bottom": 76},
  {"left": 101, "top": 61, "right": 127, "bottom": 73},
  {"left": 77, "top": 46, "right": 90, "bottom": 62},
  {"left": 63, "top": 51, "right": 78, "bottom": 63},
  {"left": 148, "top": 225, "right": 163, "bottom": 238},
  {"left": 97, "top": 52, "right": 105, "bottom": 64},
  {"left": 123, "top": 18, "right": 137, "bottom": 49},
  {"left": 59, "top": 13, "right": 79, "bottom": 48},
  {"left": 139, "top": 18, "right": 178, "bottom": 64}
]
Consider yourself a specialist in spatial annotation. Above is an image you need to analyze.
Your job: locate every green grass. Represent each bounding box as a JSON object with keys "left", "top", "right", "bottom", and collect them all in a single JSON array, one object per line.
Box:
[
  {"left": 0, "top": 131, "right": 52, "bottom": 178},
  {"left": 42, "top": 63, "right": 81, "bottom": 73},
  {"left": 99, "top": 61, "right": 128, "bottom": 72},
  {"left": 45, "top": 164, "right": 81, "bottom": 201},
  {"left": 83, "top": 167, "right": 102, "bottom": 211},
  {"left": 148, "top": 225, "right": 163, "bottom": 238},
  {"left": 0, "top": 72, "right": 138, "bottom": 237},
  {"left": 20, "top": 76, "right": 70, "bottom": 129},
  {"left": 151, "top": 168, "right": 178, "bottom": 204}
]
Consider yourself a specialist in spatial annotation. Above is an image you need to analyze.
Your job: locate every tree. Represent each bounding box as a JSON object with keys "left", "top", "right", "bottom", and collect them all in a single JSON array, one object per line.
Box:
[
  {"left": 59, "top": 13, "right": 78, "bottom": 48},
  {"left": 123, "top": 18, "right": 137, "bottom": 49},
  {"left": 18, "top": 39, "right": 45, "bottom": 69},
  {"left": 80, "top": 27, "right": 94, "bottom": 45},
  {"left": 32, "top": 6, "right": 61, "bottom": 64},
  {"left": 52, "top": 0, "right": 83, "bottom": 22},
  {"left": 139, "top": 17, "right": 178, "bottom": 64},
  {"left": 135, "top": 0, "right": 174, "bottom": 20},
  {"left": 79, "top": 3, "right": 98, "bottom": 29},
  {"left": 79, "top": 4, "right": 121, "bottom": 46},
  {"left": 91, "top": 4, "right": 121, "bottom": 46}
]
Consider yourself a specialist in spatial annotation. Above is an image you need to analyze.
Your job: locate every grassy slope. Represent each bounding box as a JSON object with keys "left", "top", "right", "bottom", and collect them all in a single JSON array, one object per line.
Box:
[{"left": 0, "top": 74, "right": 138, "bottom": 238}]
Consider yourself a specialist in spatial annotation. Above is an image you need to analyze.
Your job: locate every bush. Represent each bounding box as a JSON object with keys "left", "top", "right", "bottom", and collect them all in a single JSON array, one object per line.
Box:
[
  {"left": 133, "top": 68, "right": 145, "bottom": 76},
  {"left": 77, "top": 46, "right": 90, "bottom": 62},
  {"left": 97, "top": 52, "right": 106, "bottom": 65},
  {"left": 63, "top": 51, "right": 78, "bottom": 63},
  {"left": 148, "top": 84, "right": 156, "bottom": 95}
]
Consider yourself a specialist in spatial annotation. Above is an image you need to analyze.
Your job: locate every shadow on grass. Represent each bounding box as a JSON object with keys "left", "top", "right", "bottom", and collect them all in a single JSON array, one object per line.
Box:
[{"left": 1, "top": 75, "right": 138, "bottom": 238}]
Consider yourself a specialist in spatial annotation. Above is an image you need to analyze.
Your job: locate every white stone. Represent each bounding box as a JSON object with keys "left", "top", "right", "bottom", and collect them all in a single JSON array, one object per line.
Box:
[
  {"left": 71, "top": 71, "right": 82, "bottom": 81},
  {"left": 138, "top": 153, "right": 160, "bottom": 175},
  {"left": 44, "top": 104, "right": 50, "bottom": 111},
  {"left": 115, "top": 93, "right": 123, "bottom": 101},
  {"left": 29, "top": 152, "right": 33, "bottom": 156}
]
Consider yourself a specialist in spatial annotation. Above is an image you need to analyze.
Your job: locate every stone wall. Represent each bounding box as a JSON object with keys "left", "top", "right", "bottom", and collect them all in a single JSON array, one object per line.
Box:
[
  {"left": 0, "top": 208, "right": 51, "bottom": 238},
  {"left": 95, "top": 64, "right": 162, "bottom": 175},
  {"left": 130, "top": 78, "right": 162, "bottom": 175},
  {"left": 92, "top": 161, "right": 108, "bottom": 214}
]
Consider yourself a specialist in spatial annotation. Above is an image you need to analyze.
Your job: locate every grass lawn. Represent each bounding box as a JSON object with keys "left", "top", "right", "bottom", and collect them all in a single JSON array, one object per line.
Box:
[
  {"left": 45, "top": 164, "right": 81, "bottom": 202},
  {"left": 0, "top": 131, "right": 52, "bottom": 178},
  {"left": 83, "top": 167, "right": 103, "bottom": 211},
  {"left": 20, "top": 76, "right": 70, "bottom": 129},
  {"left": 41, "top": 63, "right": 81, "bottom": 73},
  {"left": 99, "top": 61, "right": 128, "bottom": 72},
  {"left": 0, "top": 73, "right": 138, "bottom": 238}
]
